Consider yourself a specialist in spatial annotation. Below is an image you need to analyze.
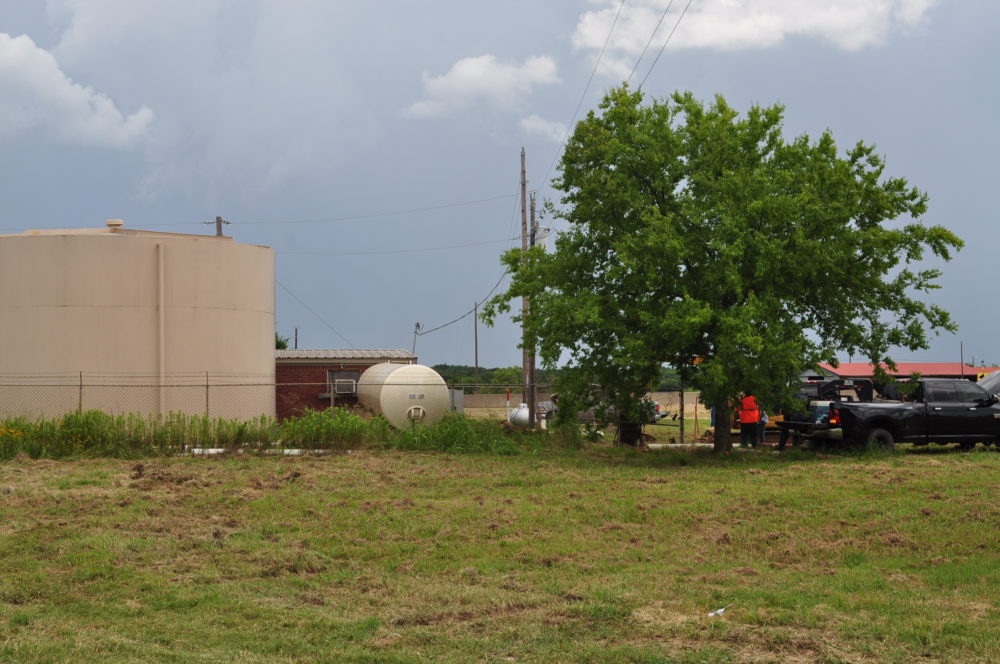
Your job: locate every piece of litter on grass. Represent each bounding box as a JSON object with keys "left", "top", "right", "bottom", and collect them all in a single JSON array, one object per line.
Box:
[{"left": 707, "top": 603, "right": 733, "bottom": 617}]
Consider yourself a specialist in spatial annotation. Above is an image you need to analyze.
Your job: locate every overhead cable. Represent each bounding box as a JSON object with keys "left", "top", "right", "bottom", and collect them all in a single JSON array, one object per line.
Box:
[
  {"left": 141, "top": 193, "right": 516, "bottom": 228},
  {"left": 538, "top": 0, "right": 628, "bottom": 197},
  {"left": 626, "top": 0, "right": 676, "bottom": 85},
  {"left": 276, "top": 279, "right": 354, "bottom": 347},
  {"left": 414, "top": 177, "right": 523, "bottom": 339},
  {"left": 415, "top": 268, "right": 510, "bottom": 337},
  {"left": 638, "top": 0, "right": 695, "bottom": 90},
  {"left": 275, "top": 236, "right": 522, "bottom": 257}
]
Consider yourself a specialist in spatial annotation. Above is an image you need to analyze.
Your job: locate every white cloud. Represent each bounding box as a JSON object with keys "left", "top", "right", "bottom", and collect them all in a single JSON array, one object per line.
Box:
[
  {"left": 574, "top": 0, "right": 940, "bottom": 77},
  {"left": 0, "top": 32, "right": 152, "bottom": 148},
  {"left": 520, "top": 114, "right": 568, "bottom": 143},
  {"left": 405, "top": 55, "right": 560, "bottom": 118}
]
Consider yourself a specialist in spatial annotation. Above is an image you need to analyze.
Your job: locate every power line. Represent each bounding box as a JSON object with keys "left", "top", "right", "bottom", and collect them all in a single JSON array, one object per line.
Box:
[
  {"left": 0, "top": 193, "right": 519, "bottom": 234},
  {"left": 538, "top": 0, "right": 628, "bottom": 196},
  {"left": 537, "top": 0, "right": 695, "bottom": 200},
  {"left": 276, "top": 279, "right": 354, "bottom": 347},
  {"left": 413, "top": 177, "right": 524, "bottom": 341},
  {"left": 275, "top": 236, "right": 522, "bottom": 257},
  {"left": 415, "top": 269, "right": 510, "bottom": 338},
  {"left": 143, "top": 193, "right": 517, "bottom": 228},
  {"left": 626, "top": 0, "right": 676, "bottom": 85},
  {"left": 638, "top": 0, "right": 695, "bottom": 90},
  {"left": 506, "top": 179, "right": 524, "bottom": 251}
]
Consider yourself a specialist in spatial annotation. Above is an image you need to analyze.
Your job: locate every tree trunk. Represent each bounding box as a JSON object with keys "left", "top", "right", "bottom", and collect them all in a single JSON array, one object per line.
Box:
[
  {"left": 713, "top": 401, "right": 733, "bottom": 453},
  {"left": 617, "top": 419, "right": 643, "bottom": 446}
]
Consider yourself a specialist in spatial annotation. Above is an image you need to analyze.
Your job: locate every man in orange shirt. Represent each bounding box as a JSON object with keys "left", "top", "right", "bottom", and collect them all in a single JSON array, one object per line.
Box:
[{"left": 739, "top": 391, "right": 760, "bottom": 448}]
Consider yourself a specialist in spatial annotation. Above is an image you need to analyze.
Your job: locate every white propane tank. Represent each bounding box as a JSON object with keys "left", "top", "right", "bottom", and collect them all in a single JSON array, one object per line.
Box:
[
  {"left": 357, "top": 363, "right": 450, "bottom": 429},
  {"left": 508, "top": 403, "right": 530, "bottom": 427}
]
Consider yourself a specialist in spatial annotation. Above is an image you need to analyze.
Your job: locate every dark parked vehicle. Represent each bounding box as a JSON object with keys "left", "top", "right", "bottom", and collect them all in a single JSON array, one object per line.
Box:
[
  {"left": 828, "top": 378, "right": 1000, "bottom": 450},
  {"left": 775, "top": 379, "right": 874, "bottom": 443}
]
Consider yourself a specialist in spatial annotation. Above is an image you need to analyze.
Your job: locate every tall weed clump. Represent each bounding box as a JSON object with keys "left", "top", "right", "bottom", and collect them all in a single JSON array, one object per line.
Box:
[
  {"left": 0, "top": 410, "right": 154, "bottom": 459},
  {"left": 0, "top": 408, "right": 552, "bottom": 460},
  {"left": 386, "top": 414, "right": 522, "bottom": 455},
  {"left": 547, "top": 420, "right": 589, "bottom": 450},
  {"left": 0, "top": 418, "right": 37, "bottom": 460},
  {"left": 0, "top": 410, "right": 278, "bottom": 460},
  {"left": 278, "top": 407, "right": 389, "bottom": 450}
]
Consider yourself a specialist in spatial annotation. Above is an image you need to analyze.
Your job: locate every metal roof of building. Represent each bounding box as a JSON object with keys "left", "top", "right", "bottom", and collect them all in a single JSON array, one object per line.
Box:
[
  {"left": 2, "top": 221, "right": 236, "bottom": 242},
  {"left": 818, "top": 362, "right": 1000, "bottom": 378},
  {"left": 275, "top": 349, "right": 416, "bottom": 361}
]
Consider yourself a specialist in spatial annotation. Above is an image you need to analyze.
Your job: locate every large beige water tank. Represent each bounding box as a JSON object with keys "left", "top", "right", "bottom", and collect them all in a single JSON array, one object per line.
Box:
[
  {"left": 357, "top": 363, "right": 449, "bottom": 429},
  {"left": 0, "top": 221, "right": 275, "bottom": 420}
]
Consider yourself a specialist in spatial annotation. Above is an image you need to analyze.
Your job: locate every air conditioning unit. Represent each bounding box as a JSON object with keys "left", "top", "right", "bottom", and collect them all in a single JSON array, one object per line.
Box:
[{"left": 333, "top": 379, "right": 357, "bottom": 395}]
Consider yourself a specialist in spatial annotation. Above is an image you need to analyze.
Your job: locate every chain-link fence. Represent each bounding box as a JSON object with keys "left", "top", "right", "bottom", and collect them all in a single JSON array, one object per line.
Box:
[
  {"left": 0, "top": 375, "right": 705, "bottom": 437},
  {"left": 0, "top": 375, "right": 274, "bottom": 421}
]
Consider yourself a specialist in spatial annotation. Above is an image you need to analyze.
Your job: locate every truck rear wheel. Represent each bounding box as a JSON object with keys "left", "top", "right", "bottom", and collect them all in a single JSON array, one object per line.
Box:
[{"left": 863, "top": 428, "right": 894, "bottom": 451}]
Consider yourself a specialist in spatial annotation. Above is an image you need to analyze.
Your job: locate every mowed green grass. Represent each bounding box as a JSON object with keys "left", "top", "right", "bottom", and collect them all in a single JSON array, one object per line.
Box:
[{"left": 1, "top": 447, "right": 999, "bottom": 663}]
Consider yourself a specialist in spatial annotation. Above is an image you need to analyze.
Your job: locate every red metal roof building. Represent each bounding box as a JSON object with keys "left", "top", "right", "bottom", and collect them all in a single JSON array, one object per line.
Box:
[{"left": 813, "top": 362, "right": 1000, "bottom": 381}]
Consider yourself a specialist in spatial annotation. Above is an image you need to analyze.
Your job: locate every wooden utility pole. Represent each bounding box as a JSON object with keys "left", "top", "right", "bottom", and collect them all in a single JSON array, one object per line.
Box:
[
  {"left": 520, "top": 148, "right": 535, "bottom": 427},
  {"left": 205, "top": 215, "right": 230, "bottom": 236},
  {"left": 474, "top": 302, "right": 480, "bottom": 382},
  {"left": 528, "top": 190, "right": 538, "bottom": 424}
]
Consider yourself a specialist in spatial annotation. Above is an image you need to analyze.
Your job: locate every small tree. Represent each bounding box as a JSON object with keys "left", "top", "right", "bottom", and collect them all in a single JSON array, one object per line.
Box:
[
  {"left": 275, "top": 332, "right": 289, "bottom": 350},
  {"left": 485, "top": 86, "right": 962, "bottom": 450}
]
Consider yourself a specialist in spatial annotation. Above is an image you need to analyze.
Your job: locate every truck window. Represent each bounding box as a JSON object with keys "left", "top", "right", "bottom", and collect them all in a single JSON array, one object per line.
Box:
[
  {"left": 955, "top": 381, "right": 989, "bottom": 403},
  {"left": 926, "top": 383, "right": 958, "bottom": 402}
]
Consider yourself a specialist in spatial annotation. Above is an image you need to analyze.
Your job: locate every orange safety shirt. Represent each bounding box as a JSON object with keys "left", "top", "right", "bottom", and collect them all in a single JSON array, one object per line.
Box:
[{"left": 739, "top": 395, "right": 759, "bottom": 424}]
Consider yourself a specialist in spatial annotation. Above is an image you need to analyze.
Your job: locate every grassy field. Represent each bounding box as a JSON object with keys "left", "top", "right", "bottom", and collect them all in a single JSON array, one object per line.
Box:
[{"left": 2, "top": 445, "right": 999, "bottom": 663}]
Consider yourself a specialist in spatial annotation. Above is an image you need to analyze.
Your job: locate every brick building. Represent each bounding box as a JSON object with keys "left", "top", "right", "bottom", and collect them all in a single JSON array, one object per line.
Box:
[{"left": 275, "top": 349, "right": 416, "bottom": 420}]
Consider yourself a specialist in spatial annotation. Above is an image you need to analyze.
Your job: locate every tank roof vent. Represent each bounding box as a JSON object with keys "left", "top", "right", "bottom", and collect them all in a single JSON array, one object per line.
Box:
[{"left": 105, "top": 219, "right": 124, "bottom": 231}]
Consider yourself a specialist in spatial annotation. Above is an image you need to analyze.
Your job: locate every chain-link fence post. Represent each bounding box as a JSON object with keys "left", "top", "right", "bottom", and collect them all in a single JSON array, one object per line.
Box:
[{"left": 680, "top": 381, "right": 685, "bottom": 444}]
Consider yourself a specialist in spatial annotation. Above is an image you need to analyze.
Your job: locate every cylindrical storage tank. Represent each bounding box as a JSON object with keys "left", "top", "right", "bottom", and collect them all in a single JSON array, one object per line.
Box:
[
  {"left": 0, "top": 223, "right": 275, "bottom": 420},
  {"left": 508, "top": 403, "right": 530, "bottom": 427},
  {"left": 357, "top": 363, "right": 449, "bottom": 429}
]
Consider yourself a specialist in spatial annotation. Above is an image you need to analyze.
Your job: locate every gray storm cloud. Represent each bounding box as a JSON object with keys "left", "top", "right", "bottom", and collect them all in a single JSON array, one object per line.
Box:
[{"left": 0, "top": 33, "right": 152, "bottom": 149}]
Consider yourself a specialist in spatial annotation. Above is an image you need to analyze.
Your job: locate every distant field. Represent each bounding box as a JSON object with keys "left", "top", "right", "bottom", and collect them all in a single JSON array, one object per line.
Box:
[
  {"left": 2, "top": 446, "right": 999, "bottom": 663},
  {"left": 462, "top": 406, "right": 512, "bottom": 421},
  {"left": 463, "top": 391, "right": 711, "bottom": 445}
]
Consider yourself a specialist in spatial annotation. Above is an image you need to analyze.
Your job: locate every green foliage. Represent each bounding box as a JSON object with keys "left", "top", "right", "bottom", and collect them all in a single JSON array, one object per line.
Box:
[
  {"left": 280, "top": 407, "right": 390, "bottom": 449},
  {"left": 656, "top": 366, "right": 681, "bottom": 391},
  {"left": 0, "top": 410, "right": 279, "bottom": 459},
  {"left": 484, "top": 86, "right": 962, "bottom": 450},
  {"left": 0, "top": 409, "right": 548, "bottom": 459},
  {"left": 431, "top": 363, "right": 678, "bottom": 391},
  {"left": 431, "top": 364, "right": 562, "bottom": 391},
  {"left": 385, "top": 414, "right": 523, "bottom": 455},
  {"left": 275, "top": 332, "right": 289, "bottom": 349}
]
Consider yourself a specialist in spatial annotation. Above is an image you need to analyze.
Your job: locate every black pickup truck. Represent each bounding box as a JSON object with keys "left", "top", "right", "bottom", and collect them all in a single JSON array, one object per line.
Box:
[{"left": 828, "top": 378, "right": 1000, "bottom": 450}]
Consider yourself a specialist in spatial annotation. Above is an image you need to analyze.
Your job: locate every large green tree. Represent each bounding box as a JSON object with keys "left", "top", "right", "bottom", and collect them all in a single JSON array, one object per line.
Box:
[{"left": 485, "top": 87, "right": 962, "bottom": 450}]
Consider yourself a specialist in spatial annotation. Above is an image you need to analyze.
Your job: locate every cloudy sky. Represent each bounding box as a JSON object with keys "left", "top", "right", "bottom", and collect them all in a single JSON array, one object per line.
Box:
[{"left": 1, "top": 0, "right": 996, "bottom": 369}]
